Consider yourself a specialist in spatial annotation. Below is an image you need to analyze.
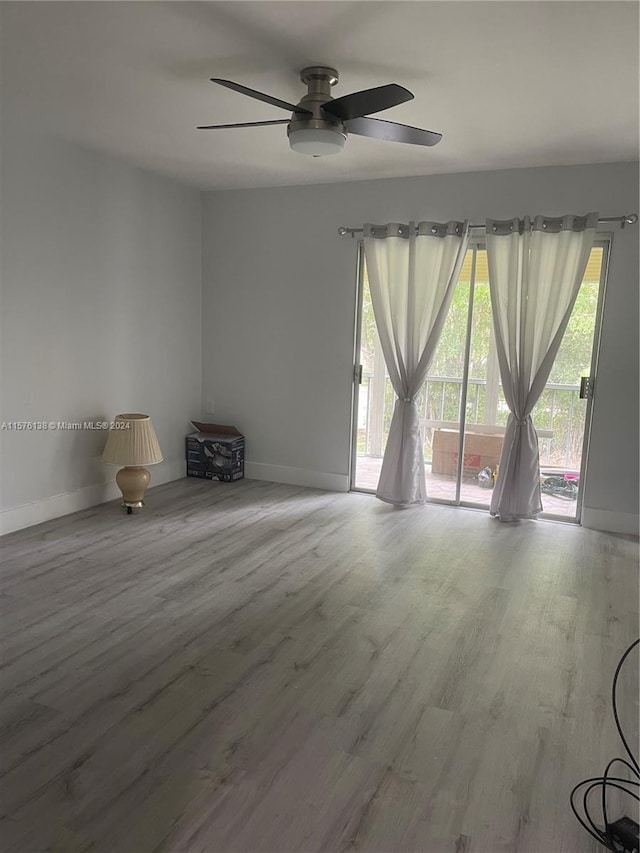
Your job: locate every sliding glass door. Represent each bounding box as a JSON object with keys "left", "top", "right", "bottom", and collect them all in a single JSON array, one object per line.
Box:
[{"left": 351, "top": 240, "right": 608, "bottom": 522}]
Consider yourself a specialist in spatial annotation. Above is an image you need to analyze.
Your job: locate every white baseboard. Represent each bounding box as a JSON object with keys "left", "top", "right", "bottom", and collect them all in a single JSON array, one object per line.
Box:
[
  {"left": 244, "top": 461, "right": 349, "bottom": 493},
  {"left": 582, "top": 506, "right": 639, "bottom": 537},
  {"left": 0, "top": 460, "right": 185, "bottom": 536}
]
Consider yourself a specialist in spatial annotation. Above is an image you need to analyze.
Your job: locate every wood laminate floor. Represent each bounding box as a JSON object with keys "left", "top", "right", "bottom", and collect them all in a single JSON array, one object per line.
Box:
[{"left": 0, "top": 478, "right": 638, "bottom": 853}]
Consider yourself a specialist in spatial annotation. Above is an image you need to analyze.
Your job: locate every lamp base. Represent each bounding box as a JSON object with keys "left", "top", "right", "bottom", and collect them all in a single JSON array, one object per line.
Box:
[{"left": 115, "top": 466, "right": 151, "bottom": 512}]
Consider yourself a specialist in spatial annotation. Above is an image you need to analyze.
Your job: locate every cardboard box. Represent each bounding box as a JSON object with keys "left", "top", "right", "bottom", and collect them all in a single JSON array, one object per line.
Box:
[
  {"left": 186, "top": 422, "right": 244, "bottom": 482},
  {"left": 431, "top": 429, "right": 503, "bottom": 477}
]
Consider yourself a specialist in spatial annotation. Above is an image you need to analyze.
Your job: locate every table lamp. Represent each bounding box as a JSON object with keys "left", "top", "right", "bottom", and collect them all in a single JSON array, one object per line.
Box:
[{"left": 102, "top": 414, "right": 163, "bottom": 513}]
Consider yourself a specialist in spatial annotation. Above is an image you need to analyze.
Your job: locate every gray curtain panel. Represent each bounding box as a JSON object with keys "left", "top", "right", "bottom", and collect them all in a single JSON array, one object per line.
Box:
[
  {"left": 363, "top": 221, "right": 470, "bottom": 506},
  {"left": 486, "top": 213, "right": 598, "bottom": 521}
]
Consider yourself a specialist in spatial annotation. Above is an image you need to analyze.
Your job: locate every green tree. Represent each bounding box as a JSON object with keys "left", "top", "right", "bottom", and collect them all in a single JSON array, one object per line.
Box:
[{"left": 359, "top": 248, "right": 599, "bottom": 470}]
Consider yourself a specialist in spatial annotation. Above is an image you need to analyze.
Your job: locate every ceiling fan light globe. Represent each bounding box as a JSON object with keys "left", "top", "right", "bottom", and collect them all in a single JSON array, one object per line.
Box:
[{"left": 288, "top": 128, "right": 345, "bottom": 156}]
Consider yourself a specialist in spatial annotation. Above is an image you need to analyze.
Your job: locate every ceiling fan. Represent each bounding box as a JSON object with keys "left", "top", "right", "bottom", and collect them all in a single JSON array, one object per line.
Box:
[{"left": 197, "top": 66, "right": 442, "bottom": 157}]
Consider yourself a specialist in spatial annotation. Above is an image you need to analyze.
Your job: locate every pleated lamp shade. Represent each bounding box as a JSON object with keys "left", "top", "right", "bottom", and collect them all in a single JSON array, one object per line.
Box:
[{"left": 102, "top": 414, "right": 163, "bottom": 466}]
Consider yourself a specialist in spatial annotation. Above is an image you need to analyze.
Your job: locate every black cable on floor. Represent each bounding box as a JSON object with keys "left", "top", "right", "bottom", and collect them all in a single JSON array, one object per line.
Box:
[
  {"left": 611, "top": 639, "right": 640, "bottom": 775},
  {"left": 571, "top": 638, "right": 640, "bottom": 850},
  {"left": 602, "top": 758, "right": 639, "bottom": 847},
  {"left": 570, "top": 776, "right": 639, "bottom": 849}
]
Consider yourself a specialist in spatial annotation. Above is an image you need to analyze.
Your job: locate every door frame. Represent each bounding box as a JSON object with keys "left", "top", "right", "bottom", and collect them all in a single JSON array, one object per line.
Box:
[
  {"left": 348, "top": 240, "right": 365, "bottom": 491},
  {"left": 549, "top": 234, "right": 612, "bottom": 524},
  {"left": 349, "top": 234, "right": 612, "bottom": 525}
]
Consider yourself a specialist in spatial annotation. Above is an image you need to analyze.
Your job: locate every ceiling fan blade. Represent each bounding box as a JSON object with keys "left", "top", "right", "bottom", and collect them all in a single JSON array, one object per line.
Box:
[
  {"left": 345, "top": 116, "right": 442, "bottom": 147},
  {"left": 197, "top": 119, "right": 290, "bottom": 130},
  {"left": 210, "top": 78, "right": 311, "bottom": 116},
  {"left": 322, "top": 84, "right": 413, "bottom": 121}
]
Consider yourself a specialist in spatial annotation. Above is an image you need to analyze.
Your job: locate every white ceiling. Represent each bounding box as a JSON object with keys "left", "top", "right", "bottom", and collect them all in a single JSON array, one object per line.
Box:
[{"left": 2, "top": 1, "right": 638, "bottom": 190}]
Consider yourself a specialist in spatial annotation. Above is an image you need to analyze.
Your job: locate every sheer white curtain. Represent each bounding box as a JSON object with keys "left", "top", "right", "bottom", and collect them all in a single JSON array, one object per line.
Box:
[
  {"left": 486, "top": 213, "right": 598, "bottom": 521},
  {"left": 363, "top": 221, "right": 470, "bottom": 506}
]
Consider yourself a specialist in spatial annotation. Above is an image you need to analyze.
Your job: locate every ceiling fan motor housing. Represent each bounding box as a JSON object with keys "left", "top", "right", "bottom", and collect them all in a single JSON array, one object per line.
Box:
[{"left": 287, "top": 66, "right": 347, "bottom": 155}]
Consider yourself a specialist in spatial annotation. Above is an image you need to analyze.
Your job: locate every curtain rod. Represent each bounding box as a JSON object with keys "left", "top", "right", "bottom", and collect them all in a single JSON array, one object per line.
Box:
[{"left": 337, "top": 213, "right": 638, "bottom": 237}]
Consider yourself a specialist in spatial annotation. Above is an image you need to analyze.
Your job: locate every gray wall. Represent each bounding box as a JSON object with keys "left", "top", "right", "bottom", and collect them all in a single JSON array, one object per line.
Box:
[
  {"left": 0, "top": 114, "right": 202, "bottom": 528},
  {"left": 201, "top": 162, "right": 639, "bottom": 531},
  {"left": 1, "top": 136, "right": 636, "bottom": 535}
]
